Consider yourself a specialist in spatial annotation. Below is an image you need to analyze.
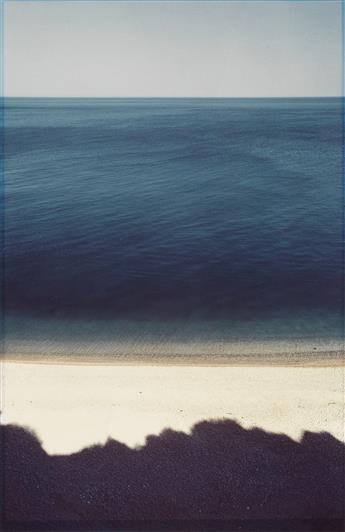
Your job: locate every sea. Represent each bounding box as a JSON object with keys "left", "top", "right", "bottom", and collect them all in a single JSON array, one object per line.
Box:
[{"left": 2, "top": 98, "right": 344, "bottom": 360}]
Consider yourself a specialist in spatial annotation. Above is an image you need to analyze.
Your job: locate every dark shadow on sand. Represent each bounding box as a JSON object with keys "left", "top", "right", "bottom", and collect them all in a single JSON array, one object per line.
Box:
[{"left": 1, "top": 420, "right": 344, "bottom": 531}]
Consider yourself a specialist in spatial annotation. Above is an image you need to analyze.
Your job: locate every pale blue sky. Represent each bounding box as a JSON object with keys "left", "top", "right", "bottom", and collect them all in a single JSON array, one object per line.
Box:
[{"left": 4, "top": 0, "right": 343, "bottom": 97}]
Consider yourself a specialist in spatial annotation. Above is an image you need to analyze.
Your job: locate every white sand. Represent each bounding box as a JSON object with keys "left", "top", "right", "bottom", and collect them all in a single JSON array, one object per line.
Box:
[{"left": 1, "top": 362, "right": 344, "bottom": 455}]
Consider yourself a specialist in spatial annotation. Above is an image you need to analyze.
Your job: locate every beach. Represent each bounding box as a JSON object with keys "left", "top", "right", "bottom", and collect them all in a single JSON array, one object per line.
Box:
[{"left": 1, "top": 361, "right": 344, "bottom": 455}]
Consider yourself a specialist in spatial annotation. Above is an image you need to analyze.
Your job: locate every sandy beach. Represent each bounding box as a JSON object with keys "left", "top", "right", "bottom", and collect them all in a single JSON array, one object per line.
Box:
[{"left": 1, "top": 361, "right": 344, "bottom": 455}]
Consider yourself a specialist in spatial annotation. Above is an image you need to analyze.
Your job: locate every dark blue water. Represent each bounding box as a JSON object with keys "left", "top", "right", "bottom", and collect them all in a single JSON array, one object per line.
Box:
[{"left": 3, "top": 98, "right": 344, "bottom": 356}]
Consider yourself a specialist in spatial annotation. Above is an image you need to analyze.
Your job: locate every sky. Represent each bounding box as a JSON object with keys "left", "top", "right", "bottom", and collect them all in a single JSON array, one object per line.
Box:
[{"left": 3, "top": 0, "right": 343, "bottom": 97}]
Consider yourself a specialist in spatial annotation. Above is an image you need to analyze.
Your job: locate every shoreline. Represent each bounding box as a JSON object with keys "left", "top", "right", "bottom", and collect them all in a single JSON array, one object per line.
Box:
[{"left": 2, "top": 351, "right": 344, "bottom": 367}]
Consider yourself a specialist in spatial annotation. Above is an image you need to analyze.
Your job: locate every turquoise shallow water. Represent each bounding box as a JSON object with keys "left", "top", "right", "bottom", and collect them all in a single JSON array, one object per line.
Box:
[{"left": 3, "top": 98, "right": 344, "bottom": 358}]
